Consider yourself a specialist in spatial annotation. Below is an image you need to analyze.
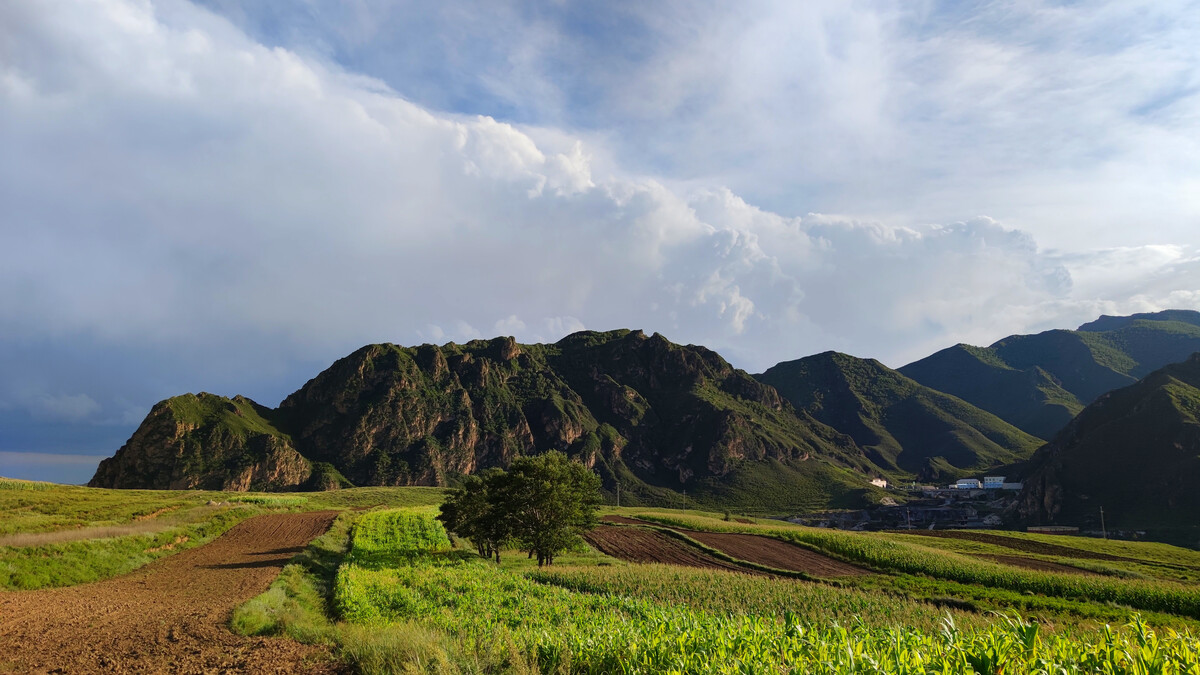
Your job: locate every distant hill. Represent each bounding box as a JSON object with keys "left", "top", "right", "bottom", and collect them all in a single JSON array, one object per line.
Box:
[
  {"left": 757, "top": 352, "right": 1043, "bottom": 482},
  {"left": 89, "top": 393, "right": 314, "bottom": 491},
  {"left": 1017, "top": 353, "right": 1200, "bottom": 546},
  {"left": 94, "top": 331, "right": 882, "bottom": 512},
  {"left": 899, "top": 310, "right": 1200, "bottom": 439}
]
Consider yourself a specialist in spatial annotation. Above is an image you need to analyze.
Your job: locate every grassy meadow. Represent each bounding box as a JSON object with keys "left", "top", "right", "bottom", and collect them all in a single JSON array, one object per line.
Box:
[{"left": 0, "top": 477, "right": 444, "bottom": 590}]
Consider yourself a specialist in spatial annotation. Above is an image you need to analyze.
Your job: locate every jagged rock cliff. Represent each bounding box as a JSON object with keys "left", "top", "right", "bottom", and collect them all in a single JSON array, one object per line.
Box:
[
  {"left": 275, "top": 330, "right": 875, "bottom": 508},
  {"left": 89, "top": 393, "right": 311, "bottom": 491}
]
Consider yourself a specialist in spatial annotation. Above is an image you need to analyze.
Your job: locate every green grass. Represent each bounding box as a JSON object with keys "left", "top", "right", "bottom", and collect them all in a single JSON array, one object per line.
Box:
[
  {"left": 0, "top": 483, "right": 448, "bottom": 591},
  {"left": 0, "top": 478, "right": 55, "bottom": 491},
  {"left": 0, "top": 507, "right": 252, "bottom": 589}
]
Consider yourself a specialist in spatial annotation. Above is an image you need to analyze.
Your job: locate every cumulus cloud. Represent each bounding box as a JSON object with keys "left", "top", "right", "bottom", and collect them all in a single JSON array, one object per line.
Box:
[{"left": 0, "top": 0, "right": 1198, "bottom": 471}]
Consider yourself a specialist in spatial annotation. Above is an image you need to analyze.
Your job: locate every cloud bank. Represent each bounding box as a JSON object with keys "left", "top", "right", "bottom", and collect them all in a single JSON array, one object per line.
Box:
[{"left": 1, "top": 0, "right": 1198, "bottom": 478}]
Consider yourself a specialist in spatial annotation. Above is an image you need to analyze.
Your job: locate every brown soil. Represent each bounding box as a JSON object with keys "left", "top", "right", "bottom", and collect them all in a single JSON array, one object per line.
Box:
[
  {"left": 675, "top": 529, "right": 869, "bottom": 577},
  {"left": 895, "top": 529, "right": 1137, "bottom": 562},
  {"left": 0, "top": 511, "right": 343, "bottom": 674},
  {"left": 974, "top": 554, "right": 1096, "bottom": 575},
  {"left": 583, "top": 526, "right": 760, "bottom": 574}
]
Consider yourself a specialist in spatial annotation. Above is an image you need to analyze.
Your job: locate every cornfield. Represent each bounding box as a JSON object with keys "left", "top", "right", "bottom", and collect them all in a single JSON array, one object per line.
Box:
[{"left": 334, "top": 508, "right": 1200, "bottom": 673}]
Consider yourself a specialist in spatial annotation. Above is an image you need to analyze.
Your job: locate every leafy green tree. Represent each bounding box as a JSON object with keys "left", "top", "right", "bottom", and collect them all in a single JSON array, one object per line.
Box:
[
  {"left": 506, "top": 450, "right": 602, "bottom": 566},
  {"left": 438, "top": 451, "right": 601, "bottom": 566},
  {"left": 438, "top": 469, "right": 513, "bottom": 562}
]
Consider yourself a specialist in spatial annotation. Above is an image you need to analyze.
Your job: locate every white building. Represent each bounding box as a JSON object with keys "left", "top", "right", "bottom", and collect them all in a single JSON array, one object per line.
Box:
[
  {"left": 955, "top": 478, "right": 982, "bottom": 489},
  {"left": 983, "top": 476, "right": 1005, "bottom": 489},
  {"left": 870, "top": 478, "right": 888, "bottom": 489}
]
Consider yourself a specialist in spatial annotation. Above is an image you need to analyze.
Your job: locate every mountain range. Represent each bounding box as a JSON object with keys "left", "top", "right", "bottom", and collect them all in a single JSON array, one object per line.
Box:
[{"left": 90, "top": 310, "right": 1200, "bottom": 537}]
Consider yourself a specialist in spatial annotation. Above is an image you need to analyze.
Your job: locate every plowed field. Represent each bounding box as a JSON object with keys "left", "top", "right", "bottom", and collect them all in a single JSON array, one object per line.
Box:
[
  {"left": 675, "top": 529, "right": 869, "bottom": 577},
  {"left": 0, "top": 511, "right": 341, "bottom": 674},
  {"left": 583, "top": 525, "right": 759, "bottom": 574}
]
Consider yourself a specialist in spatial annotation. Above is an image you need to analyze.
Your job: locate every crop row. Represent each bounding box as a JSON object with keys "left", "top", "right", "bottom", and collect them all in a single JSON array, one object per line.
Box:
[{"left": 635, "top": 513, "right": 1200, "bottom": 621}]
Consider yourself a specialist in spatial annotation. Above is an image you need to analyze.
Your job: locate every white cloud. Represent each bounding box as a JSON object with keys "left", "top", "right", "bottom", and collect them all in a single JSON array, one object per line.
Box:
[{"left": 0, "top": 0, "right": 1198, "bottom": 467}]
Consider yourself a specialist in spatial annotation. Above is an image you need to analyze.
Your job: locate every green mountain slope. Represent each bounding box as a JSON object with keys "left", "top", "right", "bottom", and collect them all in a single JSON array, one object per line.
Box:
[
  {"left": 899, "top": 311, "right": 1200, "bottom": 439},
  {"left": 757, "top": 352, "right": 1043, "bottom": 481},
  {"left": 1017, "top": 353, "right": 1200, "bottom": 545},
  {"left": 99, "top": 330, "right": 877, "bottom": 510},
  {"left": 89, "top": 393, "right": 312, "bottom": 491}
]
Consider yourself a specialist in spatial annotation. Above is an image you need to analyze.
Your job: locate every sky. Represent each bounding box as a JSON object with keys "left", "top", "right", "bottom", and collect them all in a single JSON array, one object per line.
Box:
[{"left": 2, "top": 0, "right": 1199, "bottom": 483}]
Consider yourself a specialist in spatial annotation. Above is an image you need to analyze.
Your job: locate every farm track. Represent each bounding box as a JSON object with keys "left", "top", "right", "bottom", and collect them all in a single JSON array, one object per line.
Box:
[
  {"left": 583, "top": 525, "right": 762, "bottom": 574},
  {"left": 0, "top": 511, "right": 342, "bottom": 674}
]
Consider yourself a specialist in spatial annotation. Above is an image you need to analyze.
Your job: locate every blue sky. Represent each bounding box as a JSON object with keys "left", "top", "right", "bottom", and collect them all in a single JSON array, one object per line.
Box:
[{"left": 2, "top": 0, "right": 1199, "bottom": 483}]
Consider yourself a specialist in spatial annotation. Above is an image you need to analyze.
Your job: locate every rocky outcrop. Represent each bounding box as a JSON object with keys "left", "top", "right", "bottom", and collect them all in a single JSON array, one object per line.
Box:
[
  {"left": 275, "top": 330, "right": 871, "bottom": 499},
  {"left": 89, "top": 393, "right": 311, "bottom": 491}
]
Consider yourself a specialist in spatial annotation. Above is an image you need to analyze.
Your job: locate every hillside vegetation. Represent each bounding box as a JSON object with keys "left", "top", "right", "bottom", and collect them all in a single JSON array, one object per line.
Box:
[
  {"left": 900, "top": 310, "right": 1200, "bottom": 439},
  {"left": 1018, "top": 353, "right": 1200, "bottom": 545},
  {"left": 758, "top": 352, "right": 1042, "bottom": 481}
]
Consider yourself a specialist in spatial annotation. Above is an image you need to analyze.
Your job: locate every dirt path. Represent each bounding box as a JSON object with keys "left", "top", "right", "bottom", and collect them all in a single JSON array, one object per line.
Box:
[
  {"left": 583, "top": 525, "right": 762, "bottom": 574},
  {"left": 0, "top": 511, "right": 341, "bottom": 674}
]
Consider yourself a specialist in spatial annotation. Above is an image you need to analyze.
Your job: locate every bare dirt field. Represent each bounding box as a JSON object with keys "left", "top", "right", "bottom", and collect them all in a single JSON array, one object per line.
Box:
[
  {"left": 674, "top": 529, "right": 869, "bottom": 577},
  {"left": 0, "top": 511, "right": 341, "bottom": 674},
  {"left": 583, "top": 525, "right": 760, "bottom": 574}
]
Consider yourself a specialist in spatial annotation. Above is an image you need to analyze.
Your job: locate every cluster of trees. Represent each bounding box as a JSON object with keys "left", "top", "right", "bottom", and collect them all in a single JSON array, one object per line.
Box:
[{"left": 438, "top": 450, "right": 602, "bottom": 566}]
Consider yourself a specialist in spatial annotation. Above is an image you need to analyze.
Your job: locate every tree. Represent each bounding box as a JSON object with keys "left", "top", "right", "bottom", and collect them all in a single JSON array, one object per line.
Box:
[
  {"left": 506, "top": 450, "right": 602, "bottom": 566},
  {"left": 438, "top": 469, "right": 513, "bottom": 563},
  {"left": 438, "top": 451, "right": 601, "bottom": 566}
]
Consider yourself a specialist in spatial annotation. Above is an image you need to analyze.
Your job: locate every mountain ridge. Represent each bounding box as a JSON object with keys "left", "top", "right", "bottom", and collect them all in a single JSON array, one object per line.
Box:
[
  {"left": 93, "top": 330, "right": 882, "bottom": 512},
  {"left": 899, "top": 311, "right": 1200, "bottom": 439},
  {"left": 757, "top": 351, "right": 1043, "bottom": 482}
]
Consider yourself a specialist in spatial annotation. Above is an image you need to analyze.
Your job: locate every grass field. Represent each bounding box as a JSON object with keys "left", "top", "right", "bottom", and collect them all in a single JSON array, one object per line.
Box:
[{"left": 0, "top": 478, "right": 445, "bottom": 591}]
